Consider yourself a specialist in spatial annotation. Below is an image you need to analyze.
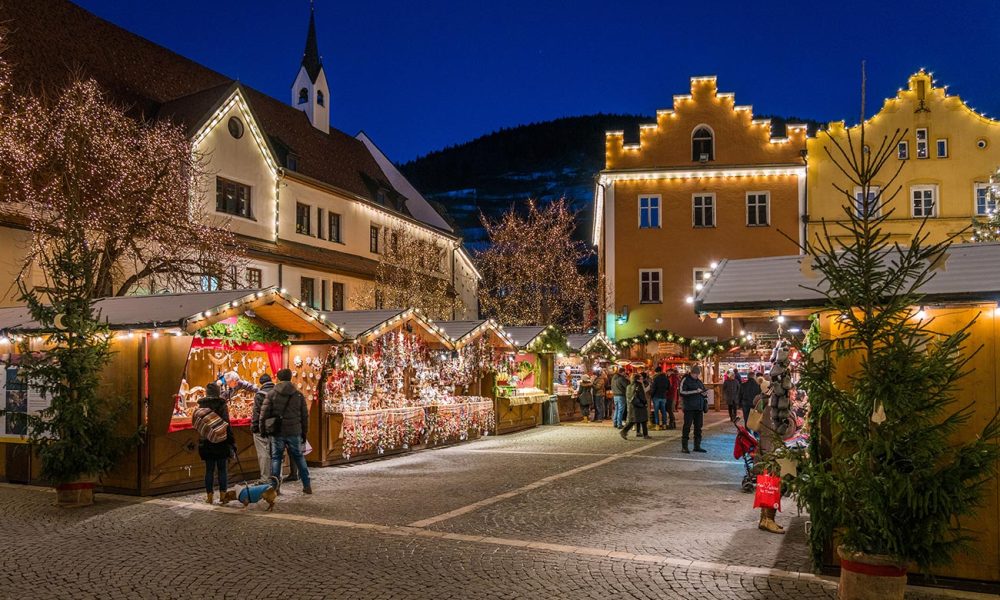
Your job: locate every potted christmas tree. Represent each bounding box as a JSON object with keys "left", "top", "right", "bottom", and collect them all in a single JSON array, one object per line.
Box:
[{"left": 795, "top": 72, "right": 1000, "bottom": 599}]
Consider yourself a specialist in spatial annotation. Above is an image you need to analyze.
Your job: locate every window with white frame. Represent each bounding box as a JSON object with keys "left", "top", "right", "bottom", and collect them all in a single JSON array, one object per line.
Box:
[
  {"left": 897, "top": 141, "right": 909, "bottom": 160},
  {"left": 911, "top": 185, "right": 937, "bottom": 217},
  {"left": 936, "top": 139, "right": 948, "bottom": 158},
  {"left": 638, "top": 195, "right": 661, "bottom": 228},
  {"left": 915, "top": 128, "right": 929, "bottom": 159},
  {"left": 693, "top": 194, "right": 716, "bottom": 227},
  {"left": 693, "top": 268, "right": 711, "bottom": 294},
  {"left": 853, "top": 185, "right": 881, "bottom": 218},
  {"left": 639, "top": 269, "right": 662, "bottom": 303},
  {"left": 975, "top": 182, "right": 997, "bottom": 216},
  {"left": 746, "top": 192, "right": 769, "bottom": 226}
]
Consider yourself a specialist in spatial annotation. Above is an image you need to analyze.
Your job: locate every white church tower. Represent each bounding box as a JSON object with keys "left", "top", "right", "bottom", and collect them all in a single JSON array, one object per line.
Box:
[{"left": 290, "top": 2, "right": 329, "bottom": 133}]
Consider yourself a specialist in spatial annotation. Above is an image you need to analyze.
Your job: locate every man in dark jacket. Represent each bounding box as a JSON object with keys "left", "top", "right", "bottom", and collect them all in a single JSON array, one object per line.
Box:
[
  {"left": 261, "top": 369, "right": 312, "bottom": 494},
  {"left": 649, "top": 367, "right": 674, "bottom": 430},
  {"left": 251, "top": 374, "right": 275, "bottom": 479},
  {"left": 679, "top": 365, "right": 709, "bottom": 453},
  {"left": 722, "top": 370, "right": 742, "bottom": 422},
  {"left": 610, "top": 368, "right": 629, "bottom": 428},
  {"left": 738, "top": 373, "right": 762, "bottom": 423}
]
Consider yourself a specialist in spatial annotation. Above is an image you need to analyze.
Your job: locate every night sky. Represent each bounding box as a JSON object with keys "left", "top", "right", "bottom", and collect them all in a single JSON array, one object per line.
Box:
[{"left": 74, "top": 0, "right": 1000, "bottom": 163}]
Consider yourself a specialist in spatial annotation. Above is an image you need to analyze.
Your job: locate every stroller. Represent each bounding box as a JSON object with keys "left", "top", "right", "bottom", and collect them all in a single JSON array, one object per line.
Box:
[{"left": 732, "top": 417, "right": 757, "bottom": 492}]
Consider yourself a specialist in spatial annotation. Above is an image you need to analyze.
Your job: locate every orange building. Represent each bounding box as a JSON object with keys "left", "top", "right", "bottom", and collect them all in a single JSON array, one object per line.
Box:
[{"left": 595, "top": 76, "right": 809, "bottom": 342}]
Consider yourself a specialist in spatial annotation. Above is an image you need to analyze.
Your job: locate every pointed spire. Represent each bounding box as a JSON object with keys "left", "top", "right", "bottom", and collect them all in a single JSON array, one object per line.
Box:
[{"left": 301, "top": 0, "right": 322, "bottom": 83}]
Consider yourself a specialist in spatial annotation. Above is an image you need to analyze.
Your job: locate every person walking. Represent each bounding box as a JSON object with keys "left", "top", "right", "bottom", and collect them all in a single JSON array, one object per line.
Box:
[
  {"left": 610, "top": 368, "right": 628, "bottom": 428},
  {"left": 250, "top": 373, "right": 275, "bottom": 479},
  {"left": 649, "top": 366, "right": 673, "bottom": 430},
  {"left": 620, "top": 372, "right": 649, "bottom": 439},
  {"left": 722, "top": 369, "right": 742, "bottom": 423},
  {"left": 576, "top": 374, "right": 594, "bottom": 422},
  {"left": 679, "top": 366, "right": 709, "bottom": 453},
  {"left": 739, "top": 372, "right": 762, "bottom": 423},
  {"left": 195, "top": 382, "right": 235, "bottom": 504},
  {"left": 668, "top": 368, "right": 681, "bottom": 414},
  {"left": 261, "top": 368, "right": 312, "bottom": 494},
  {"left": 592, "top": 370, "right": 607, "bottom": 422}
]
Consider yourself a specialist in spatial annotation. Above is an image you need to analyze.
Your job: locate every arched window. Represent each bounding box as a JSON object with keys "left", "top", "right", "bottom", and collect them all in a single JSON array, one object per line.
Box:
[
  {"left": 317, "top": 90, "right": 325, "bottom": 107},
  {"left": 298, "top": 87, "right": 309, "bottom": 104},
  {"left": 692, "top": 126, "right": 714, "bottom": 162}
]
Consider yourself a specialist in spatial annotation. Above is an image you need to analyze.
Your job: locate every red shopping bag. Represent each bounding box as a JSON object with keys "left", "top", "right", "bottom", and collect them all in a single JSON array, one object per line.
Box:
[{"left": 753, "top": 472, "right": 781, "bottom": 511}]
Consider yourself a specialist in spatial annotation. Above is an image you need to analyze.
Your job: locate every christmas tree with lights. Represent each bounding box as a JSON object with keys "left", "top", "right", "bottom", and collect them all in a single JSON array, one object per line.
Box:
[{"left": 970, "top": 168, "right": 1000, "bottom": 242}]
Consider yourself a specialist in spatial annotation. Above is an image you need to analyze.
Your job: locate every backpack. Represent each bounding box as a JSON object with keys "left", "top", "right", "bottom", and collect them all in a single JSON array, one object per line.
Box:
[{"left": 193, "top": 406, "right": 229, "bottom": 444}]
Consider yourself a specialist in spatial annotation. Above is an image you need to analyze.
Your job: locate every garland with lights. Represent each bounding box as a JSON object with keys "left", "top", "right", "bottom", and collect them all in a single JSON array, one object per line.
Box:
[
  {"left": 969, "top": 168, "right": 1000, "bottom": 242},
  {"left": 614, "top": 328, "right": 749, "bottom": 358},
  {"left": 526, "top": 326, "right": 570, "bottom": 354},
  {"left": 196, "top": 316, "right": 289, "bottom": 345}
]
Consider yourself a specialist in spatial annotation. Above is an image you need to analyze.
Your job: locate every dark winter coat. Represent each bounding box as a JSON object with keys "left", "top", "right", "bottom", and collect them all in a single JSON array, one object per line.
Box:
[
  {"left": 738, "top": 378, "right": 762, "bottom": 410},
  {"left": 610, "top": 373, "right": 628, "bottom": 397},
  {"left": 722, "top": 377, "right": 741, "bottom": 407},
  {"left": 261, "top": 381, "right": 309, "bottom": 438},
  {"left": 196, "top": 396, "right": 235, "bottom": 460},
  {"left": 679, "top": 374, "right": 708, "bottom": 412},
  {"left": 649, "top": 372, "right": 670, "bottom": 399},
  {"left": 627, "top": 381, "right": 649, "bottom": 423},
  {"left": 251, "top": 381, "right": 275, "bottom": 434},
  {"left": 577, "top": 381, "right": 594, "bottom": 406}
]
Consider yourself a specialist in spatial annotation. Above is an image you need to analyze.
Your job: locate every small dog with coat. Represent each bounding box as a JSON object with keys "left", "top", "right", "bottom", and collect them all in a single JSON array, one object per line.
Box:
[{"left": 238, "top": 476, "right": 280, "bottom": 511}]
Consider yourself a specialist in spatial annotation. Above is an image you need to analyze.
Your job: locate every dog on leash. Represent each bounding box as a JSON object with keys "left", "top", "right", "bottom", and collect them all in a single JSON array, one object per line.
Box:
[{"left": 238, "top": 476, "right": 280, "bottom": 511}]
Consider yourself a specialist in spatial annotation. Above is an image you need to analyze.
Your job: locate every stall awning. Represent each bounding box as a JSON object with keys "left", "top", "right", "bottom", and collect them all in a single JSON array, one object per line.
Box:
[
  {"left": 566, "top": 332, "right": 617, "bottom": 356},
  {"left": 320, "top": 308, "right": 451, "bottom": 347},
  {"left": 695, "top": 242, "right": 1000, "bottom": 316},
  {"left": 0, "top": 287, "right": 344, "bottom": 342},
  {"left": 436, "top": 319, "right": 515, "bottom": 350}
]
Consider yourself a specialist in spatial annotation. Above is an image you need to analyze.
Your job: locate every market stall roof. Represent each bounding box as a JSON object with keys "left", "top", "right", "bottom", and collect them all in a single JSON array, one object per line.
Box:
[
  {"left": 695, "top": 242, "right": 1000, "bottom": 316},
  {"left": 502, "top": 326, "right": 547, "bottom": 348},
  {"left": 502, "top": 325, "right": 569, "bottom": 353},
  {"left": 0, "top": 288, "right": 344, "bottom": 341},
  {"left": 566, "top": 332, "right": 618, "bottom": 356},
  {"left": 319, "top": 308, "right": 451, "bottom": 347},
  {"left": 435, "top": 319, "right": 515, "bottom": 350}
]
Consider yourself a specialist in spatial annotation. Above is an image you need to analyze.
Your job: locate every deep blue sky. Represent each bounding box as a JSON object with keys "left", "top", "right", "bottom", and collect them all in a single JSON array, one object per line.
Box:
[{"left": 75, "top": 0, "right": 1000, "bottom": 163}]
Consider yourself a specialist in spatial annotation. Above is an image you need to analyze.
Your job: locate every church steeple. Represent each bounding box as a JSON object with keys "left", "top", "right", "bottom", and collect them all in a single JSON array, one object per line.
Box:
[
  {"left": 291, "top": 1, "right": 329, "bottom": 133},
  {"left": 301, "top": 2, "right": 322, "bottom": 83}
]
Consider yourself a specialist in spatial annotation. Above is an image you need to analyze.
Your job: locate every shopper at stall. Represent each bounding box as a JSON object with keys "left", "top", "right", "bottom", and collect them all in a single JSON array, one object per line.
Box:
[
  {"left": 739, "top": 372, "right": 762, "bottom": 423},
  {"left": 610, "top": 367, "right": 628, "bottom": 428},
  {"left": 679, "top": 366, "right": 709, "bottom": 453},
  {"left": 723, "top": 369, "right": 742, "bottom": 423},
  {"left": 620, "top": 372, "right": 649, "bottom": 439},
  {"left": 195, "top": 382, "right": 236, "bottom": 504},
  {"left": 250, "top": 374, "right": 274, "bottom": 479},
  {"left": 222, "top": 370, "right": 259, "bottom": 402},
  {"left": 576, "top": 374, "right": 594, "bottom": 422},
  {"left": 649, "top": 366, "right": 673, "bottom": 430},
  {"left": 592, "top": 369, "right": 607, "bottom": 422},
  {"left": 261, "top": 368, "right": 312, "bottom": 495},
  {"left": 668, "top": 367, "right": 681, "bottom": 413}
]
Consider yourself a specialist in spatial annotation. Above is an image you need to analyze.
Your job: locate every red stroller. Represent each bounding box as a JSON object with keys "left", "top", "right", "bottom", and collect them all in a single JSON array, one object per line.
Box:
[{"left": 733, "top": 418, "right": 757, "bottom": 492}]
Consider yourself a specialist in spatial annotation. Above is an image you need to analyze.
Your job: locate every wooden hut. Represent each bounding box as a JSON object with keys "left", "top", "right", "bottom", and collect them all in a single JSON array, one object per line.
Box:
[
  {"left": 494, "top": 326, "right": 561, "bottom": 434},
  {"left": 0, "top": 288, "right": 343, "bottom": 494},
  {"left": 555, "top": 332, "right": 618, "bottom": 422}
]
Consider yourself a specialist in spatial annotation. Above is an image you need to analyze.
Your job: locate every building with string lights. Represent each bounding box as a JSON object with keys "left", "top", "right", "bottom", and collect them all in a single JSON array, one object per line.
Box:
[
  {"left": 806, "top": 70, "right": 1000, "bottom": 247},
  {"left": 0, "top": 0, "right": 479, "bottom": 317},
  {"left": 594, "top": 76, "right": 809, "bottom": 344}
]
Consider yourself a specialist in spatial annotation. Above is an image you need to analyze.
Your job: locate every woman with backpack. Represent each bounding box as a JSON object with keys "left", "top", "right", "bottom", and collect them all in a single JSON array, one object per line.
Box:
[{"left": 194, "top": 382, "right": 236, "bottom": 505}]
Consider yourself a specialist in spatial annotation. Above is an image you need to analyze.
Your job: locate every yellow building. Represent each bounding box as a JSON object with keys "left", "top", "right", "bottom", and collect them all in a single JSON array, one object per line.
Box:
[{"left": 807, "top": 71, "right": 1000, "bottom": 246}]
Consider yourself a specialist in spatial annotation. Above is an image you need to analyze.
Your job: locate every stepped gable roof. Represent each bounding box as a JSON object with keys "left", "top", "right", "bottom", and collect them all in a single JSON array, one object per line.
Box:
[
  {"left": 695, "top": 242, "right": 1000, "bottom": 314},
  {"left": 0, "top": 0, "right": 444, "bottom": 227}
]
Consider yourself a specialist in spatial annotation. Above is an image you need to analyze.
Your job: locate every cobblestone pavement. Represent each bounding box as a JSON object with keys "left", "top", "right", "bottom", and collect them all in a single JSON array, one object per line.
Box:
[{"left": 0, "top": 414, "right": 985, "bottom": 599}]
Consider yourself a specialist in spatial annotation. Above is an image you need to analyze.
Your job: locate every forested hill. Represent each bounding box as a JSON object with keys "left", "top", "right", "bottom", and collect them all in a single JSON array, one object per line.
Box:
[{"left": 400, "top": 114, "right": 822, "bottom": 250}]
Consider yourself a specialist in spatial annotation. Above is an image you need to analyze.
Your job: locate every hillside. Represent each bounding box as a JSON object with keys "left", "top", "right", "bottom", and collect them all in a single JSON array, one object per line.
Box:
[{"left": 400, "top": 114, "right": 822, "bottom": 250}]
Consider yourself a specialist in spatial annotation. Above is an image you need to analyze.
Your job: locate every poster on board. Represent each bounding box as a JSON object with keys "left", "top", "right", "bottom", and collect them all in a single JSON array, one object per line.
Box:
[{"left": 2, "top": 365, "right": 48, "bottom": 440}]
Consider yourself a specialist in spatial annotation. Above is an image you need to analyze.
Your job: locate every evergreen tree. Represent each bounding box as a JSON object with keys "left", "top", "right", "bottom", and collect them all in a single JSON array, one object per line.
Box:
[{"left": 969, "top": 167, "right": 1000, "bottom": 242}]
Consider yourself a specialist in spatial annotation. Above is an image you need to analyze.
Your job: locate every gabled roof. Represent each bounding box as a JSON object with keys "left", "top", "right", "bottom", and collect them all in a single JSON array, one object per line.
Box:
[
  {"left": 436, "top": 319, "right": 514, "bottom": 349},
  {"left": 319, "top": 308, "right": 452, "bottom": 346},
  {"left": 0, "top": 0, "right": 445, "bottom": 231},
  {"left": 695, "top": 242, "right": 1000, "bottom": 314},
  {"left": 503, "top": 326, "right": 548, "bottom": 349},
  {"left": 566, "top": 332, "right": 617, "bottom": 356},
  {"left": 0, "top": 288, "right": 344, "bottom": 340}
]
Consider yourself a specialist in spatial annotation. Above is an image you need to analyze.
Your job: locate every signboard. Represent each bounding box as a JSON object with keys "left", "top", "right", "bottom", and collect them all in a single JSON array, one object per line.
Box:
[{"left": 2, "top": 365, "right": 49, "bottom": 442}]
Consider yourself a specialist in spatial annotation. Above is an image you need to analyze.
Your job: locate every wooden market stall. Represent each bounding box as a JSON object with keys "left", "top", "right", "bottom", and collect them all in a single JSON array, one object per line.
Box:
[
  {"left": 0, "top": 287, "right": 343, "bottom": 495},
  {"left": 305, "top": 308, "right": 455, "bottom": 466},
  {"left": 554, "top": 332, "right": 618, "bottom": 422},
  {"left": 695, "top": 244, "right": 1000, "bottom": 590},
  {"left": 493, "top": 326, "right": 562, "bottom": 434}
]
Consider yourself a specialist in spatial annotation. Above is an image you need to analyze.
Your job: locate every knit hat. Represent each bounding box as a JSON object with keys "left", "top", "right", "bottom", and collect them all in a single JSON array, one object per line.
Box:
[
  {"left": 277, "top": 368, "right": 293, "bottom": 382},
  {"left": 204, "top": 382, "right": 221, "bottom": 398},
  {"left": 259, "top": 373, "right": 272, "bottom": 384}
]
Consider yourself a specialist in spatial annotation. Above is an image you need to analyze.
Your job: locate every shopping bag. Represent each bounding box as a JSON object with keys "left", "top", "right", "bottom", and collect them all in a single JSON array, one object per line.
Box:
[
  {"left": 753, "top": 472, "right": 781, "bottom": 511},
  {"left": 747, "top": 407, "right": 764, "bottom": 432},
  {"left": 302, "top": 440, "right": 314, "bottom": 456}
]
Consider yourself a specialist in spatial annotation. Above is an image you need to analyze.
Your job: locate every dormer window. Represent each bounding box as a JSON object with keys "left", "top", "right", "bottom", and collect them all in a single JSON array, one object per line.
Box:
[
  {"left": 376, "top": 190, "right": 388, "bottom": 205},
  {"left": 317, "top": 90, "right": 325, "bottom": 107},
  {"left": 286, "top": 154, "right": 299, "bottom": 172},
  {"left": 692, "top": 126, "right": 714, "bottom": 162},
  {"left": 298, "top": 87, "right": 309, "bottom": 104}
]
